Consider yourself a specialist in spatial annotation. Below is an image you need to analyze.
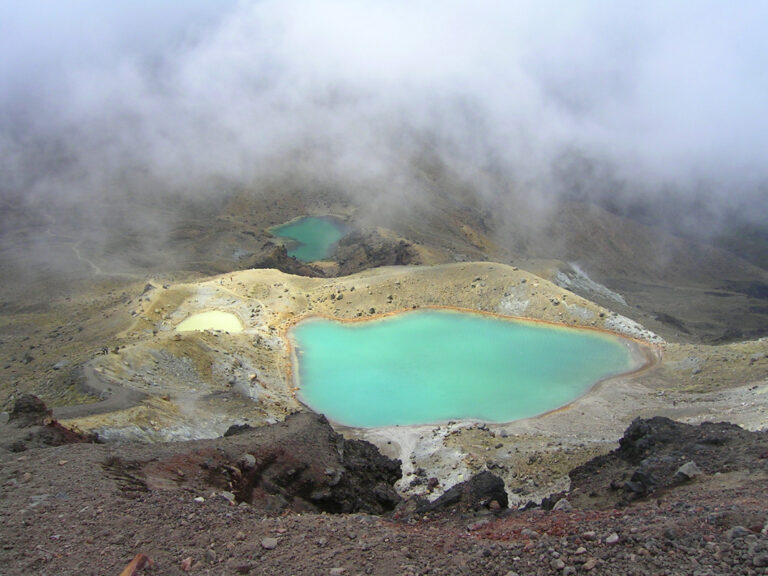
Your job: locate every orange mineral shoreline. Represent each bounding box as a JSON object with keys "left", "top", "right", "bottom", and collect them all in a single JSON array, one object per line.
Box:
[{"left": 278, "top": 305, "right": 662, "bottom": 424}]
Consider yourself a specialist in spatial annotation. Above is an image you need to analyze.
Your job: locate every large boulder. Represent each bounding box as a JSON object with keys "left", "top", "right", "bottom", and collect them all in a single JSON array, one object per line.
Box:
[
  {"left": 396, "top": 471, "right": 508, "bottom": 518},
  {"left": 429, "top": 471, "right": 508, "bottom": 511}
]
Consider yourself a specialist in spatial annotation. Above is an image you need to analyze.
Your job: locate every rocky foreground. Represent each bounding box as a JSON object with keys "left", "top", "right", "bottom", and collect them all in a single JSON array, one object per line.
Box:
[{"left": 0, "top": 396, "right": 766, "bottom": 575}]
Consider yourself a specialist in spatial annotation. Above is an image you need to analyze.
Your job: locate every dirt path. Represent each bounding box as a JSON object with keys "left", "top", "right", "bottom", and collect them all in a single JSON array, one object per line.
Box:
[{"left": 52, "top": 365, "right": 147, "bottom": 420}]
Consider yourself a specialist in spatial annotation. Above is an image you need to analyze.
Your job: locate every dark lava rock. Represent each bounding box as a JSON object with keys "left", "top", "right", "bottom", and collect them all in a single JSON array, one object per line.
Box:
[
  {"left": 8, "top": 394, "right": 52, "bottom": 427},
  {"left": 396, "top": 471, "right": 508, "bottom": 519},
  {"left": 616, "top": 417, "right": 766, "bottom": 474},
  {"left": 623, "top": 468, "right": 657, "bottom": 496},
  {"left": 2, "top": 395, "right": 98, "bottom": 452},
  {"left": 250, "top": 244, "right": 325, "bottom": 277},
  {"left": 430, "top": 471, "right": 508, "bottom": 512},
  {"left": 566, "top": 417, "right": 768, "bottom": 508},
  {"left": 114, "top": 412, "right": 402, "bottom": 516},
  {"left": 335, "top": 231, "right": 418, "bottom": 275},
  {"left": 539, "top": 491, "right": 567, "bottom": 510},
  {"left": 224, "top": 423, "right": 253, "bottom": 437}
]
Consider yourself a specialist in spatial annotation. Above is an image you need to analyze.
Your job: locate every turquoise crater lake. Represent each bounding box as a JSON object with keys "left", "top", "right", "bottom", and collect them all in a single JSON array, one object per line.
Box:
[
  {"left": 290, "top": 309, "right": 643, "bottom": 427},
  {"left": 270, "top": 216, "right": 347, "bottom": 262}
]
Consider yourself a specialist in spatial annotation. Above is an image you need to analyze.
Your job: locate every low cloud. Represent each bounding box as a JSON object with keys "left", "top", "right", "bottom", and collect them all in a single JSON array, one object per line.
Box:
[{"left": 2, "top": 1, "right": 767, "bottom": 239}]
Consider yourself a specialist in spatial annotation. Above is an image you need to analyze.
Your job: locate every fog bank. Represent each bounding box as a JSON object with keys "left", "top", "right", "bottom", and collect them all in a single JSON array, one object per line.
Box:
[{"left": 2, "top": 1, "right": 767, "bottom": 235}]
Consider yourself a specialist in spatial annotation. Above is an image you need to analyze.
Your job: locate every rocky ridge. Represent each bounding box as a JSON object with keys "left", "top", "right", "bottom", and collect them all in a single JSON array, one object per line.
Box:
[{"left": 1, "top": 396, "right": 767, "bottom": 575}]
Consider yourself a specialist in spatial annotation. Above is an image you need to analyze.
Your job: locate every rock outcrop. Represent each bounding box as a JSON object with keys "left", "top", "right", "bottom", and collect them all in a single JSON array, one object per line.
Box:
[
  {"left": 335, "top": 231, "right": 418, "bottom": 275},
  {"left": 106, "top": 412, "right": 403, "bottom": 515},
  {"left": 429, "top": 470, "right": 508, "bottom": 511},
  {"left": 565, "top": 416, "right": 768, "bottom": 508},
  {"left": 397, "top": 471, "right": 508, "bottom": 518},
  {"left": 250, "top": 244, "right": 325, "bottom": 277},
  {"left": 7, "top": 394, "right": 52, "bottom": 427},
  {"left": 1, "top": 394, "right": 98, "bottom": 452}
]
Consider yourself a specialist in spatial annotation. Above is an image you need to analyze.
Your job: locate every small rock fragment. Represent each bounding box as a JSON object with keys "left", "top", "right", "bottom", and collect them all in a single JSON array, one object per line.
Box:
[
  {"left": 726, "top": 526, "right": 751, "bottom": 540},
  {"left": 218, "top": 491, "right": 236, "bottom": 505},
  {"left": 604, "top": 532, "right": 620, "bottom": 545},
  {"left": 239, "top": 453, "right": 256, "bottom": 469},
  {"left": 467, "top": 519, "right": 490, "bottom": 532},
  {"left": 662, "top": 524, "right": 679, "bottom": 540},
  {"left": 261, "top": 537, "right": 279, "bottom": 550},
  {"left": 753, "top": 553, "right": 768, "bottom": 568},
  {"left": 674, "top": 461, "right": 703, "bottom": 481},
  {"left": 551, "top": 558, "right": 565, "bottom": 570}
]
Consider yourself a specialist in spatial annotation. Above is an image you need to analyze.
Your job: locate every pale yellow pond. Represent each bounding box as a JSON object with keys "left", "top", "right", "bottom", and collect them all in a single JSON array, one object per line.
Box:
[{"left": 176, "top": 311, "right": 243, "bottom": 333}]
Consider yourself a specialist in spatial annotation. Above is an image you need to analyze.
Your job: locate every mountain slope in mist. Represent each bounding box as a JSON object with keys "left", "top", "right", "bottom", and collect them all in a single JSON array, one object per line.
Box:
[{"left": 1, "top": 1, "right": 767, "bottom": 344}]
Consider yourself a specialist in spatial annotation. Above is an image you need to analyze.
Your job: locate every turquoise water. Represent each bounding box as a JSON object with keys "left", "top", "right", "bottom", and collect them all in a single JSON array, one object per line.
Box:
[
  {"left": 290, "top": 309, "right": 638, "bottom": 427},
  {"left": 270, "top": 216, "right": 347, "bottom": 262}
]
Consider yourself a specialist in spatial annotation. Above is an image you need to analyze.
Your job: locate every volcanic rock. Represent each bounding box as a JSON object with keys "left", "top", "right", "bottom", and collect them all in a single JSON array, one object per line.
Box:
[
  {"left": 251, "top": 244, "right": 324, "bottom": 277},
  {"left": 8, "top": 394, "right": 52, "bottom": 427},
  {"left": 261, "top": 537, "right": 279, "bottom": 550},
  {"left": 567, "top": 416, "right": 768, "bottom": 508},
  {"left": 335, "top": 231, "right": 418, "bottom": 275},
  {"left": 674, "top": 460, "right": 703, "bottom": 481},
  {"left": 428, "top": 471, "right": 508, "bottom": 512},
  {"left": 1, "top": 395, "right": 98, "bottom": 452},
  {"left": 223, "top": 423, "right": 253, "bottom": 437},
  {"left": 107, "top": 411, "right": 402, "bottom": 515}
]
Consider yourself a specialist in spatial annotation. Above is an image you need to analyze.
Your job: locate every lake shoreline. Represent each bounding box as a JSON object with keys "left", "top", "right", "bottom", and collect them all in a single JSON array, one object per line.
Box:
[{"left": 288, "top": 308, "right": 654, "bottom": 428}]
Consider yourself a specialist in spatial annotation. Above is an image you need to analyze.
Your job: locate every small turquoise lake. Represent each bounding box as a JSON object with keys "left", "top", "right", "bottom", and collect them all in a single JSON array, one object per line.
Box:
[
  {"left": 270, "top": 216, "right": 347, "bottom": 262},
  {"left": 290, "top": 309, "right": 642, "bottom": 427}
]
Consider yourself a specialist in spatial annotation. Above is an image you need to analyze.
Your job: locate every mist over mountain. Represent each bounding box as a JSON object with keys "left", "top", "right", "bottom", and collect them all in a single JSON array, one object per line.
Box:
[{"left": 1, "top": 1, "right": 767, "bottom": 272}]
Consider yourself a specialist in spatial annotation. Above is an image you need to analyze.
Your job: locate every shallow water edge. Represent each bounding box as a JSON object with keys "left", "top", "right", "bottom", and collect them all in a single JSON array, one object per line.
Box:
[{"left": 287, "top": 306, "right": 659, "bottom": 428}]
